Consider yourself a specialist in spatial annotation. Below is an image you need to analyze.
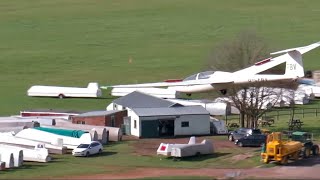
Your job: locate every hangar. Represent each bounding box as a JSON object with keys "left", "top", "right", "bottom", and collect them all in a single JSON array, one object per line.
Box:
[{"left": 107, "top": 91, "right": 210, "bottom": 138}]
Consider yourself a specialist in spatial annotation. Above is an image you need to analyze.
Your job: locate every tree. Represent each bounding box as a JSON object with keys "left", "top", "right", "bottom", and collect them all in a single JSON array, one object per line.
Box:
[{"left": 206, "top": 30, "right": 292, "bottom": 128}]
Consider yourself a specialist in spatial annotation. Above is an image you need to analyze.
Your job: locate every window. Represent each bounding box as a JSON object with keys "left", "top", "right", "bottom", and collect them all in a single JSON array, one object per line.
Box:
[
  {"left": 76, "top": 121, "right": 81, "bottom": 124},
  {"left": 113, "top": 104, "right": 117, "bottom": 110},
  {"left": 181, "top": 121, "right": 189, "bottom": 127},
  {"left": 134, "top": 120, "right": 137, "bottom": 129},
  {"left": 81, "top": 121, "right": 85, "bottom": 124},
  {"left": 91, "top": 142, "right": 99, "bottom": 147},
  {"left": 111, "top": 115, "right": 115, "bottom": 127}
]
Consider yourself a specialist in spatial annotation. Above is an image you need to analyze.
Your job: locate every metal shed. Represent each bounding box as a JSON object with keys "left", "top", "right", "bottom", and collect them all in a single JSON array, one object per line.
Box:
[{"left": 131, "top": 106, "right": 210, "bottom": 138}]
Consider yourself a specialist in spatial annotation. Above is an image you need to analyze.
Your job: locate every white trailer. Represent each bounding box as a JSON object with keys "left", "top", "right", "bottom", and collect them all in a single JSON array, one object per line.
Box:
[
  {"left": 171, "top": 139, "right": 213, "bottom": 158},
  {"left": 15, "top": 128, "right": 92, "bottom": 149},
  {"left": 157, "top": 137, "right": 196, "bottom": 156},
  {"left": 210, "top": 117, "right": 228, "bottom": 135},
  {"left": 0, "top": 144, "right": 51, "bottom": 163},
  {"left": 157, "top": 136, "right": 214, "bottom": 158},
  {"left": 55, "top": 119, "right": 120, "bottom": 142},
  {"left": 27, "top": 82, "right": 102, "bottom": 98},
  {"left": 0, "top": 134, "right": 66, "bottom": 154}
]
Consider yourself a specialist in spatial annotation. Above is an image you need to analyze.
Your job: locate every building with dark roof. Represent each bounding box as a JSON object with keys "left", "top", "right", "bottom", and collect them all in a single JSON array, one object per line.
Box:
[{"left": 107, "top": 91, "right": 210, "bottom": 138}]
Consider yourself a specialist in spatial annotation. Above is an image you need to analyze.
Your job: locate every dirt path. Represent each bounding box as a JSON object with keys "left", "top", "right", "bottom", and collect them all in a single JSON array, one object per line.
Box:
[
  {"left": 60, "top": 165, "right": 320, "bottom": 179},
  {"left": 58, "top": 136, "right": 320, "bottom": 179},
  {"left": 60, "top": 156, "right": 320, "bottom": 179}
]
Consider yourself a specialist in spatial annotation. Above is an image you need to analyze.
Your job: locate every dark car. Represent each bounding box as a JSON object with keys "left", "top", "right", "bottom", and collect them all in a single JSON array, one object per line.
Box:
[
  {"left": 228, "top": 128, "right": 262, "bottom": 142},
  {"left": 235, "top": 134, "right": 266, "bottom": 147}
]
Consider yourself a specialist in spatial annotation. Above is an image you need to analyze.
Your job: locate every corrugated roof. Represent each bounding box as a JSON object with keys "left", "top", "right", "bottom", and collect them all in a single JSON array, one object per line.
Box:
[
  {"left": 74, "top": 110, "right": 123, "bottom": 117},
  {"left": 113, "top": 91, "right": 176, "bottom": 108},
  {"left": 132, "top": 105, "right": 210, "bottom": 117},
  {"left": 21, "top": 109, "right": 85, "bottom": 114}
]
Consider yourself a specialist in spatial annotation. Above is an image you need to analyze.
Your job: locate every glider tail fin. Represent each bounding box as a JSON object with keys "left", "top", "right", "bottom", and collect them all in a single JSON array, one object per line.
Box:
[
  {"left": 271, "top": 41, "right": 320, "bottom": 78},
  {"left": 285, "top": 50, "right": 304, "bottom": 78}
]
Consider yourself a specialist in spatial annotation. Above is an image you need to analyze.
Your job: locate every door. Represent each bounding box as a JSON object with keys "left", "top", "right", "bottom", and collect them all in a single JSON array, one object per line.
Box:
[
  {"left": 123, "top": 117, "right": 131, "bottom": 135},
  {"left": 141, "top": 120, "right": 159, "bottom": 138},
  {"left": 159, "top": 119, "right": 175, "bottom": 137}
]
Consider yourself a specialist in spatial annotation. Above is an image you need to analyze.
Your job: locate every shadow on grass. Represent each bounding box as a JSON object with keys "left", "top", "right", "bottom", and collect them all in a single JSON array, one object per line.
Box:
[
  {"left": 75, "top": 151, "right": 118, "bottom": 158},
  {"left": 283, "top": 156, "right": 320, "bottom": 167},
  {"left": 168, "top": 152, "right": 230, "bottom": 162},
  {"left": 1, "top": 163, "right": 49, "bottom": 174}
]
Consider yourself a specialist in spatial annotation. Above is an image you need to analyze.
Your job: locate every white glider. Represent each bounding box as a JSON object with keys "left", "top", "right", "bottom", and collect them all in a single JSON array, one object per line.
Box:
[{"left": 102, "top": 42, "right": 320, "bottom": 95}]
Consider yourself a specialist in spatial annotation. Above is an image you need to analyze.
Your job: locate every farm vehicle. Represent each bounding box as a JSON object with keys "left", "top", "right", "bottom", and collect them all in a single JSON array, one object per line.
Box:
[
  {"left": 290, "top": 131, "right": 319, "bottom": 158},
  {"left": 261, "top": 132, "right": 303, "bottom": 165}
]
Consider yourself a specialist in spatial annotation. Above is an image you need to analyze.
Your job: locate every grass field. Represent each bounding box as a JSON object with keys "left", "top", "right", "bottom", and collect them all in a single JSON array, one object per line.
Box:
[
  {"left": 0, "top": 137, "right": 263, "bottom": 179},
  {"left": 0, "top": 0, "right": 320, "bottom": 115},
  {"left": 1, "top": 0, "right": 320, "bottom": 178}
]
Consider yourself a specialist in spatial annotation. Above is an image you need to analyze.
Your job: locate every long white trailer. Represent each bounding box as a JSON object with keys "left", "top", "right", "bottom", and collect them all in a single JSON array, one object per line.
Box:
[
  {"left": 42, "top": 124, "right": 108, "bottom": 144},
  {"left": 15, "top": 129, "right": 92, "bottom": 149},
  {"left": 27, "top": 82, "right": 102, "bottom": 98},
  {"left": 55, "top": 119, "right": 120, "bottom": 142},
  {"left": 0, "top": 132, "right": 67, "bottom": 154},
  {"left": 0, "top": 144, "right": 51, "bottom": 163}
]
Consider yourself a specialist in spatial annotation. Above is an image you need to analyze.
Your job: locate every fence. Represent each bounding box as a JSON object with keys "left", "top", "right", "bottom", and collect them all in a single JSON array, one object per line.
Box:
[{"left": 222, "top": 106, "right": 320, "bottom": 124}]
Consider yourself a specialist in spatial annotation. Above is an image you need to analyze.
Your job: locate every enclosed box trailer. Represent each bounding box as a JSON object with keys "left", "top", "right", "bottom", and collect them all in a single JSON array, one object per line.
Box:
[{"left": 27, "top": 82, "right": 102, "bottom": 98}]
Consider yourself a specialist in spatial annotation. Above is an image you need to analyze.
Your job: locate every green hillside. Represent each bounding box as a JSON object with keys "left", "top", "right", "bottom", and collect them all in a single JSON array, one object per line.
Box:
[{"left": 0, "top": 0, "right": 320, "bottom": 115}]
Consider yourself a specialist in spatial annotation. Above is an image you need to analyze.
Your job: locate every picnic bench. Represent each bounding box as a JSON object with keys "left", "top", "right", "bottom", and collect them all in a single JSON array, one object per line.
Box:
[
  {"left": 261, "top": 116, "right": 275, "bottom": 124},
  {"left": 258, "top": 120, "right": 272, "bottom": 127},
  {"left": 288, "top": 119, "right": 304, "bottom": 130},
  {"left": 227, "top": 123, "right": 239, "bottom": 128}
]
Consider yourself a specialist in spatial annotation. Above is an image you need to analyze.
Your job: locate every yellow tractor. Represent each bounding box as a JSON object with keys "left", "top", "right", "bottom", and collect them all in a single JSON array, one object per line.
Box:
[{"left": 261, "top": 132, "right": 303, "bottom": 165}]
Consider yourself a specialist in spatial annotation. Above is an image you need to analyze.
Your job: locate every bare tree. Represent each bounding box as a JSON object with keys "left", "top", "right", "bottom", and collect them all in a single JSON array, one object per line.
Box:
[{"left": 206, "top": 30, "right": 286, "bottom": 128}]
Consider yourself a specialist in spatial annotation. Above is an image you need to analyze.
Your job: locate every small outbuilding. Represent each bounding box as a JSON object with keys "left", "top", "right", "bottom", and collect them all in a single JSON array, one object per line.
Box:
[{"left": 71, "top": 110, "right": 127, "bottom": 128}]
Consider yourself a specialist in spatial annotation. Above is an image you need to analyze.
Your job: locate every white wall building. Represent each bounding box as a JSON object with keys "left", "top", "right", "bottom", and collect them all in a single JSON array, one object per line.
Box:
[{"left": 107, "top": 91, "right": 210, "bottom": 138}]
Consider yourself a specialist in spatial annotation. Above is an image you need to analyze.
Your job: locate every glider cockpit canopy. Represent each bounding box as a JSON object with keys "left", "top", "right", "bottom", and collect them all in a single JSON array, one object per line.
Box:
[{"left": 183, "top": 71, "right": 215, "bottom": 81}]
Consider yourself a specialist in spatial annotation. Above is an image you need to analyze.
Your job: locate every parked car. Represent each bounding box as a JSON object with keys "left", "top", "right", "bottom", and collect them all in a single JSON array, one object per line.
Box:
[
  {"left": 234, "top": 134, "right": 266, "bottom": 147},
  {"left": 72, "top": 141, "right": 103, "bottom": 157},
  {"left": 228, "top": 128, "right": 262, "bottom": 142}
]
